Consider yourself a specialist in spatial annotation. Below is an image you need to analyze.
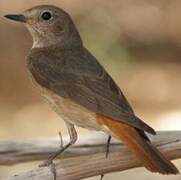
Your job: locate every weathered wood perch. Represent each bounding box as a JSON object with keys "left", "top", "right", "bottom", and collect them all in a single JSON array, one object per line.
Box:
[{"left": 2, "top": 131, "right": 181, "bottom": 180}]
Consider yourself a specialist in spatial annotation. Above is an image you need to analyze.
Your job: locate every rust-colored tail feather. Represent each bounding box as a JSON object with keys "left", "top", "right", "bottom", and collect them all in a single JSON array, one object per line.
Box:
[{"left": 97, "top": 117, "right": 179, "bottom": 174}]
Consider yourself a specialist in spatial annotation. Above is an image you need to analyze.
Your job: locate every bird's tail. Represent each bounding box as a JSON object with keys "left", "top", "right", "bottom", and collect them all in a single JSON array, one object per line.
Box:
[{"left": 98, "top": 117, "right": 179, "bottom": 174}]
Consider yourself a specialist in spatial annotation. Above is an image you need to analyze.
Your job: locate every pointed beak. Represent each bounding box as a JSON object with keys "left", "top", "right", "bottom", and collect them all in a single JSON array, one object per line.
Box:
[{"left": 4, "top": 14, "right": 26, "bottom": 23}]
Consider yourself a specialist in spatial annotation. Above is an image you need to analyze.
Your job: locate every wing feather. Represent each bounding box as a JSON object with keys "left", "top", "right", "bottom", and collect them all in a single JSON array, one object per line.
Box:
[{"left": 28, "top": 47, "right": 155, "bottom": 135}]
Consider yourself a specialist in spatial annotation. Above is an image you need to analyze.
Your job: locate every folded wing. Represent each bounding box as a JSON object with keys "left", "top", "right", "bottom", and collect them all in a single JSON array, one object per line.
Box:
[{"left": 28, "top": 47, "right": 155, "bottom": 135}]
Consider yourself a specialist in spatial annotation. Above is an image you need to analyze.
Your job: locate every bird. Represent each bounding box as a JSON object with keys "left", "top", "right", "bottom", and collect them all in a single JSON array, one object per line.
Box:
[{"left": 5, "top": 5, "right": 179, "bottom": 174}]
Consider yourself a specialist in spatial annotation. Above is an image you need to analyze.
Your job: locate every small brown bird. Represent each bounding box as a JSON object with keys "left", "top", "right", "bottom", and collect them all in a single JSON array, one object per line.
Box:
[{"left": 5, "top": 5, "right": 179, "bottom": 174}]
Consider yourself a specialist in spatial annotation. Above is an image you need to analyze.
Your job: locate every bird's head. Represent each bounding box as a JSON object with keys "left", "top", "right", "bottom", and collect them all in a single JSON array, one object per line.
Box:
[{"left": 5, "top": 5, "right": 82, "bottom": 48}]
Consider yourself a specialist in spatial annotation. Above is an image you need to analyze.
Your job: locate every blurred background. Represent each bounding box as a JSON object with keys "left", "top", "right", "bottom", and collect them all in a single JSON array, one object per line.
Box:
[{"left": 1, "top": 0, "right": 181, "bottom": 179}]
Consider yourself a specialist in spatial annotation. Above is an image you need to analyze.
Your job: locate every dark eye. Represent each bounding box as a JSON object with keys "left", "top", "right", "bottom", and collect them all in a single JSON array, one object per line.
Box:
[{"left": 41, "top": 12, "right": 52, "bottom": 20}]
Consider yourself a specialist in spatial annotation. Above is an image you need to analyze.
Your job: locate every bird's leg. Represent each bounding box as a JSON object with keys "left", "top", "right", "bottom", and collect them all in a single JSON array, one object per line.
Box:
[
  {"left": 100, "top": 135, "right": 112, "bottom": 180},
  {"left": 100, "top": 174, "right": 104, "bottom": 180},
  {"left": 39, "top": 122, "right": 77, "bottom": 167},
  {"left": 49, "top": 131, "right": 64, "bottom": 180},
  {"left": 106, "top": 135, "right": 112, "bottom": 158},
  {"left": 50, "top": 163, "right": 57, "bottom": 180}
]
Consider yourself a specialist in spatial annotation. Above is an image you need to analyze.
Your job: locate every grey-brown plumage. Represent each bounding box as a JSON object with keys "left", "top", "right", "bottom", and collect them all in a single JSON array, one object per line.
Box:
[
  {"left": 5, "top": 5, "right": 179, "bottom": 174},
  {"left": 28, "top": 45, "right": 155, "bottom": 135}
]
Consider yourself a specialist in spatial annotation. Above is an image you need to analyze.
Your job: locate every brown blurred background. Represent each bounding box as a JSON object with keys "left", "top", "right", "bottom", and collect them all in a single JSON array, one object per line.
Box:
[{"left": 1, "top": 0, "right": 181, "bottom": 179}]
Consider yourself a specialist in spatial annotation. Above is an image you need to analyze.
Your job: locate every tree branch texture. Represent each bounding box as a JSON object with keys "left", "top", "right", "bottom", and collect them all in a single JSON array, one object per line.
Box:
[{"left": 2, "top": 131, "right": 181, "bottom": 180}]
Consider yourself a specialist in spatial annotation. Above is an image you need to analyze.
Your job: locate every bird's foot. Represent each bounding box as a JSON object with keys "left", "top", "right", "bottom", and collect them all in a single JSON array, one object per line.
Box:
[
  {"left": 51, "top": 163, "right": 57, "bottom": 180},
  {"left": 39, "top": 160, "right": 57, "bottom": 180},
  {"left": 39, "top": 159, "right": 53, "bottom": 167},
  {"left": 39, "top": 131, "right": 64, "bottom": 168}
]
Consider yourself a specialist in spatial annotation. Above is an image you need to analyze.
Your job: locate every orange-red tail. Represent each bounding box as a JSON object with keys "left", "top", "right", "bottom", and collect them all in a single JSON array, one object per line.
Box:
[{"left": 97, "top": 117, "right": 179, "bottom": 174}]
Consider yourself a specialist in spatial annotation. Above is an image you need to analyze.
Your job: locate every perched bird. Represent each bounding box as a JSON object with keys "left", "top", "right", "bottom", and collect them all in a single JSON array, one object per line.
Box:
[{"left": 5, "top": 5, "right": 179, "bottom": 174}]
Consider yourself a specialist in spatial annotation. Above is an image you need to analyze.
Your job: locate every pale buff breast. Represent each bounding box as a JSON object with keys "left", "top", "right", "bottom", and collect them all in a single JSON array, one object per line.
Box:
[
  {"left": 28, "top": 72, "right": 113, "bottom": 134},
  {"left": 41, "top": 87, "right": 103, "bottom": 131}
]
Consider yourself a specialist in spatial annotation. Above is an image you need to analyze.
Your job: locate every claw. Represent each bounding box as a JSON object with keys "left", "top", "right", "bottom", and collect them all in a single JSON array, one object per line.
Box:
[
  {"left": 39, "top": 159, "right": 53, "bottom": 167},
  {"left": 51, "top": 163, "right": 57, "bottom": 180}
]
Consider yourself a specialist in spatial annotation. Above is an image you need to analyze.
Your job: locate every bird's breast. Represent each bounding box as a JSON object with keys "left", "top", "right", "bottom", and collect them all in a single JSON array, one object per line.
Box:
[
  {"left": 27, "top": 66, "right": 113, "bottom": 134},
  {"left": 40, "top": 87, "right": 103, "bottom": 131}
]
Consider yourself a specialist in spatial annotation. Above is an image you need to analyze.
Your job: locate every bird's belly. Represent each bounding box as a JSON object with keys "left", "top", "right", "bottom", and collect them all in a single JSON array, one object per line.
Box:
[{"left": 41, "top": 88, "right": 102, "bottom": 131}]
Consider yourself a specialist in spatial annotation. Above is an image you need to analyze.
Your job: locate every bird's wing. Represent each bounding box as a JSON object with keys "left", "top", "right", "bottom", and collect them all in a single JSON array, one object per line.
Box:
[{"left": 28, "top": 48, "right": 155, "bottom": 135}]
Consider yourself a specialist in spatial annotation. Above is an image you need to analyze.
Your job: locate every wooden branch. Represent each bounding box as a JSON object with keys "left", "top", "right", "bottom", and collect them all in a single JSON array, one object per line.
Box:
[
  {"left": 2, "top": 131, "right": 181, "bottom": 180},
  {"left": 0, "top": 132, "right": 120, "bottom": 165}
]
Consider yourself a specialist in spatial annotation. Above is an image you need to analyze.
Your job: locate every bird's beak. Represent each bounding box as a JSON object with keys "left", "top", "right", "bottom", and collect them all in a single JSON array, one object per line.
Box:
[{"left": 4, "top": 14, "right": 26, "bottom": 23}]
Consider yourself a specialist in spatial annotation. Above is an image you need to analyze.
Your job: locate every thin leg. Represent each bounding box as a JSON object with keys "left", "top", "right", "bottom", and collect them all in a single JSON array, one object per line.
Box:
[
  {"left": 100, "top": 174, "right": 104, "bottom": 180},
  {"left": 50, "top": 163, "right": 56, "bottom": 180},
  {"left": 106, "top": 136, "right": 111, "bottom": 158},
  {"left": 100, "top": 136, "right": 112, "bottom": 180},
  {"left": 39, "top": 122, "right": 77, "bottom": 167}
]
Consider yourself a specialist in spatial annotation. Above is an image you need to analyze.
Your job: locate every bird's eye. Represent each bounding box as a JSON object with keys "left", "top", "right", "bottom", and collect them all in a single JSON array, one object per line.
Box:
[{"left": 41, "top": 11, "right": 52, "bottom": 20}]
